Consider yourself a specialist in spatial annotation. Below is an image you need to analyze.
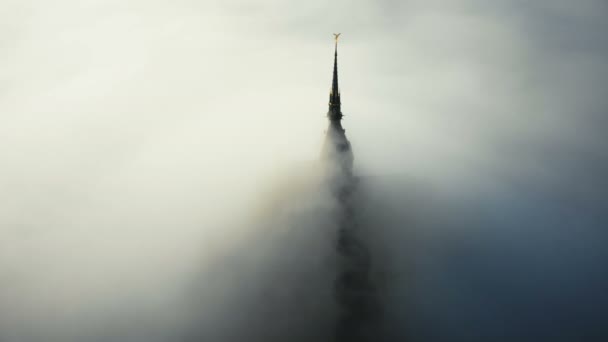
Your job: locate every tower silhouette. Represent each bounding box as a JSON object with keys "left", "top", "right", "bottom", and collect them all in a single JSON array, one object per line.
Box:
[
  {"left": 321, "top": 34, "right": 380, "bottom": 342},
  {"left": 322, "top": 34, "right": 353, "bottom": 173}
]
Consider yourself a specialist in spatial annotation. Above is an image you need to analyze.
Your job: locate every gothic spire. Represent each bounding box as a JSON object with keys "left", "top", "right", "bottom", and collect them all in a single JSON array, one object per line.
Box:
[{"left": 328, "top": 33, "right": 343, "bottom": 121}]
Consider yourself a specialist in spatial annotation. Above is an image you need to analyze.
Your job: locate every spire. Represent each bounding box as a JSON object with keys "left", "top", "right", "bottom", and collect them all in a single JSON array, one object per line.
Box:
[
  {"left": 328, "top": 33, "right": 343, "bottom": 121},
  {"left": 322, "top": 33, "right": 352, "bottom": 169}
]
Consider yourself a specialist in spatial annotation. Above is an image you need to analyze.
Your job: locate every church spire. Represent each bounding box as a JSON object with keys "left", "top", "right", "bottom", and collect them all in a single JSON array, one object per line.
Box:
[
  {"left": 328, "top": 33, "right": 343, "bottom": 121},
  {"left": 322, "top": 33, "right": 352, "bottom": 169}
]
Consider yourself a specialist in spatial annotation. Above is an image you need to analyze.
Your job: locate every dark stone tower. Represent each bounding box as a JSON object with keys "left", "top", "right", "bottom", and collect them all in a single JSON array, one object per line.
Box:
[
  {"left": 322, "top": 34, "right": 380, "bottom": 342},
  {"left": 322, "top": 33, "right": 353, "bottom": 173}
]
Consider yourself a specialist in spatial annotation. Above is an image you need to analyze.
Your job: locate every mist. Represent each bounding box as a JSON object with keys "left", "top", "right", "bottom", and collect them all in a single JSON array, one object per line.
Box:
[{"left": 1, "top": 0, "right": 607, "bottom": 341}]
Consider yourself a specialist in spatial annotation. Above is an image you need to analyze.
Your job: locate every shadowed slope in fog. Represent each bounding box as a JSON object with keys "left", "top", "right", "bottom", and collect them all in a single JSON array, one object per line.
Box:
[
  {"left": 181, "top": 166, "right": 335, "bottom": 341},
  {"left": 357, "top": 170, "right": 608, "bottom": 341}
]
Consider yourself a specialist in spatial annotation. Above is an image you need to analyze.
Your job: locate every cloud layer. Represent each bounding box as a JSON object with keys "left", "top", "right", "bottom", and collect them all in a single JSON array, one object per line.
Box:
[{"left": 1, "top": 0, "right": 607, "bottom": 341}]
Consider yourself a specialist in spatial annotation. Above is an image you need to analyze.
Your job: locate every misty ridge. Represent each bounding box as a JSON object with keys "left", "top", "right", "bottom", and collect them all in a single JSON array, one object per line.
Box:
[{"left": 2, "top": 0, "right": 608, "bottom": 341}]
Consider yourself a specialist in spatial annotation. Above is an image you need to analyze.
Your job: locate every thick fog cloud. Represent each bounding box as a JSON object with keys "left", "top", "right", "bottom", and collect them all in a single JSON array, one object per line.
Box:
[{"left": 1, "top": 0, "right": 607, "bottom": 341}]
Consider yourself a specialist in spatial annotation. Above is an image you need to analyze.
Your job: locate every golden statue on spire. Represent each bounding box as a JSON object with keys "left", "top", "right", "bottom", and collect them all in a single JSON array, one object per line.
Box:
[{"left": 333, "top": 33, "right": 341, "bottom": 42}]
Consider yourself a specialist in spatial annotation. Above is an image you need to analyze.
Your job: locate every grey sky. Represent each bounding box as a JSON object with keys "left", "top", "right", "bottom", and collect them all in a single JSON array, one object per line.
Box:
[{"left": 1, "top": 1, "right": 607, "bottom": 341}]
